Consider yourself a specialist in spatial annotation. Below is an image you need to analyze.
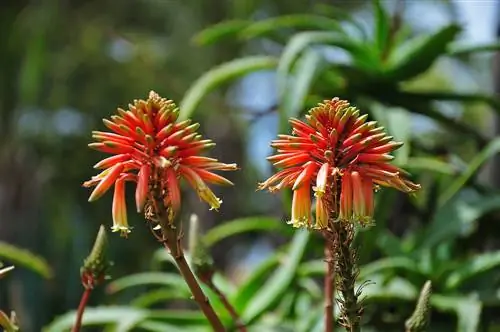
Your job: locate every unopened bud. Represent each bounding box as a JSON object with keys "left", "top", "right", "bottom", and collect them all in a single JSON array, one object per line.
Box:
[
  {"left": 81, "top": 225, "right": 111, "bottom": 289},
  {"left": 405, "top": 280, "right": 432, "bottom": 332}
]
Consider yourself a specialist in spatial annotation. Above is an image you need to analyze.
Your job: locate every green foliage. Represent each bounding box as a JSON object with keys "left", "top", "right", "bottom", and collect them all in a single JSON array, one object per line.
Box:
[
  {"left": 0, "top": 242, "right": 52, "bottom": 279},
  {"left": 179, "top": 56, "right": 277, "bottom": 120}
]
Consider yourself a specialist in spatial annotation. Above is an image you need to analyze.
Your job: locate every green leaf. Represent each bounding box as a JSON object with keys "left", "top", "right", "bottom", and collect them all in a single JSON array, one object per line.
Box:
[
  {"left": 132, "top": 289, "right": 187, "bottom": 308},
  {"left": 385, "top": 24, "right": 461, "bottom": 80},
  {"left": 0, "top": 242, "right": 52, "bottom": 278},
  {"left": 397, "top": 90, "right": 500, "bottom": 115},
  {"left": 362, "top": 275, "right": 418, "bottom": 302},
  {"left": 44, "top": 307, "right": 147, "bottom": 332},
  {"left": 439, "top": 138, "right": 500, "bottom": 206},
  {"left": 277, "top": 31, "right": 376, "bottom": 97},
  {"left": 135, "top": 321, "right": 186, "bottom": 332},
  {"left": 398, "top": 157, "right": 455, "bottom": 176},
  {"left": 370, "top": 104, "right": 411, "bottom": 164},
  {"left": 445, "top": 251, "right": 500, "bottom": 290},
  {"left": 241, "top": 230, "right": 310, "bottom": 324},
  {"left": 203, "top": 216, "right": 286, "bottom": 247},
  {"left": 231, "top": 254, "right": 280, "bottom": 310},
  {"left": 448, "top": 41, "right": 500, "bottom": 56},
  {"left": 297, "top": 259, "right": 323, "bottom": 277},
  {"left": 192, "top": 20, "right": 249, "bottom": 46},
  {"left": 421, "top": 193, "right": 500, "bottom": 250},
  {"left": 179, "top": 56, "right": 278, "bottom": 121},
  {"left": 106, "top": 272, "right": 189, "bottom": 295},
  {"left": 240, "top": 14, "right": 342, "bottom": 40},
  {"left": 373, "top": 0, "right": 390, "bottom": 58},
  {"left": 359, "top": 257, "right": 423, "bottom": 280},
  {"left": 280, "top": 50, "right": 327, "bottom": 131},
  {"left": 44, "top": 307, "right": 206, "bottom": 332},
  {"left": 378, "top": 91, "right": 487, "bottom": 145},
  {"left": 431, "top": 295, "right": 481, "bottom": 332}
]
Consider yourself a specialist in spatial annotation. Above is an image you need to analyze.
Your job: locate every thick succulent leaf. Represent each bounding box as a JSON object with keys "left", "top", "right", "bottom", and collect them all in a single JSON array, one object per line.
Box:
[
  {"left": 44, "top": 307, "right": 207, "bottom": 332},
  {"left": 241, "top": 230, "right": 310, "bottom": 324},
  {"left": 439, "top": 137, "right": 500, "bottom": 206},
  {"left": 132, "top": 289, "right": 188, "bottom": 308},
  {"left": 419, "top": 192, "right": 500, "bottom": 250},
  {"left": 373, "top": 0, "right": 390, "bottom": 58},
  {"left": 378, "top": 91, "right": 487, "bottom": 146},
  {"left": 370, "top": 104, "right": 411, "bottom": 164},
  {"left": 448, "top": 41, "right": 500, "bottom": 56},
  {"left": 445, "top": 251, "right": 500, "bottom": 290},
  {"left": 359, "top": 257, "right": 424, "bottom": 280},
  {"left": 431, "top": 295, "right": 481, "bottom": 332},
  {"left": 202, "top": 216, "right": 286, "bottom": 248},
  {"left": 277, "top": 31, "right": 377, "bottom": 96},
  {"left": 280, "top": 49, "right": 327, "bottom": 131},
  {"left": 385, "top": 24, "right": 460, "bottom": 80},
  {"left": 231, "top": 254, "right": 280, "bottom": 310},
  {"left": 106, "top": 272, "right": 189, "bottom": 295},
  {"left": 398, "top": 157, "right": 455, "bottom": 176},
  {"left": 179, "top": 56, "right": 277, "bottom": 120},
  {"left": 362, "top": 274, "right": 418, "bottom": 302},
  {"left": 192, "top": 20, "right": 249, "bottom": 46},
  {"left": 0, "top": 241, "right": 52, "bottom": 278},
  {"left": 240, "top": 14, "right": 342, "bottom": 40}
]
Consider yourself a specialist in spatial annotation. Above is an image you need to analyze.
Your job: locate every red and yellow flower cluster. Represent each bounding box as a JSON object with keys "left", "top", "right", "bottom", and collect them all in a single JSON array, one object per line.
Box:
[
  {"left": 259, "top": 98, "right": 420, "bottom": 229},
  {"left": 84, "top": 91, "right": 237, "bottom": 235}
]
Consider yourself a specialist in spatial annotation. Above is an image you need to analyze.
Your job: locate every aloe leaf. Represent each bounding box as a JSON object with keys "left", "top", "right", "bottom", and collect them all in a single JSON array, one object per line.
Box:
[
  {"left": 385, "top": 24, "right": 460, "bottom": 80},
  {"left": 106, "top": 272, "right": 189, "bottom": 295},
  {"left": 179, "top": 56, "right": 277, "bottom": 120},
  {"left": 0, "top": 242, "right": 52, "bottom": 278},
  {"left": 439, "top": 138, "right": 500, "bottom": 206},
  {"left": 192, "top": 20, "right": 249, "bottom": 46},
  {"left": 241, "top": 230, "right": 310, "bottom": 324},
  {"left": 240, "top": 14, "right": 342, "bottom": 40},
  {"left": 445, "top": 251, "right": 500, "bottom": 290}
]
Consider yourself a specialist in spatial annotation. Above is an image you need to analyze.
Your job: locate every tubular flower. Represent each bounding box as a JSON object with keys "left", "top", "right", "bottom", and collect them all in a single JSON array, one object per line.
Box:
[
  {"left": 259, "top": 98, "right": 420, "bottom": 228},
  {"left": 84, "top": 91, "right": 237, "bottom": 236}
]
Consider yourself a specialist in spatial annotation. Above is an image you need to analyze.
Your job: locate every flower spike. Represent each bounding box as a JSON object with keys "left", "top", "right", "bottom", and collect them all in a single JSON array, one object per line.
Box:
[
  {"left": 85, "top": 91, "right": 237, "bottom": 235},
  {"left": 259, "top": 98, "right": 420, "bottom": 228}
]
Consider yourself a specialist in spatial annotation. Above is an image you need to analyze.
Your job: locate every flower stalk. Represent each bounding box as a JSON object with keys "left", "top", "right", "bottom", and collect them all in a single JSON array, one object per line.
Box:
[
  {"left": 188, "top": 215, "right": 246, "bottom": 331},
  {"left": 149, "top": 184, "right": 225, "bottom": 332},
  {"left": 334, "top": 222, "right": 361, "bottom": 332},
  {"left": 259, "top": 98, "right": 420, "bottom": 332},
  {"left": 323, "top": 231, "right": 336, "bottom": 332},
  {"left": 73, "top": 225, "right": 110, "bottom": 332}
]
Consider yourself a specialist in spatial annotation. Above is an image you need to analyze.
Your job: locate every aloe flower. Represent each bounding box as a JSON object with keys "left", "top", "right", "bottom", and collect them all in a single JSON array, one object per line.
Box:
[
  {"left": 84, "top": 91, "right": 237, "bottom": 236},
  {"left": 259, "top": 98, "right": 420, "bottom": 228}
]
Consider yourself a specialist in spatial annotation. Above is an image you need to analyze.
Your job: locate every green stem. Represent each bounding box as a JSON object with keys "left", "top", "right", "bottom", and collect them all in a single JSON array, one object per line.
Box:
[{"left": 335, "top": 222, "right": 361, "bottom": 332}]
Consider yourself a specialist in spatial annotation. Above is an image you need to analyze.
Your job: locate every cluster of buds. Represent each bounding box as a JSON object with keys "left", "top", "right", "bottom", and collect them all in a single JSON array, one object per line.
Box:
[
  {"left": 259, "top": 98, "right": 420, "bottom": 228},
  {"left": 84, "top": 91, "right": 237, "bottom": 235}
]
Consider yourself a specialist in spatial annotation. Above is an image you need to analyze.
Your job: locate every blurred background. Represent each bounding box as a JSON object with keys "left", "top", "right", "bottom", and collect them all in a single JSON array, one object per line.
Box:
[{"left": 1, "top": 0, "right": 500, "bottom": 331}]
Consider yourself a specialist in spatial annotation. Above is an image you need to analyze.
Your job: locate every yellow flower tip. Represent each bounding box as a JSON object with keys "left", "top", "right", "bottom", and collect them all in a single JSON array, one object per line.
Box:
[
  {"left": 111, "top": 225, "right": 132, "bottom": 237},
  {"left": 198, "top": 186, "right": 222, "bottom": 211}
]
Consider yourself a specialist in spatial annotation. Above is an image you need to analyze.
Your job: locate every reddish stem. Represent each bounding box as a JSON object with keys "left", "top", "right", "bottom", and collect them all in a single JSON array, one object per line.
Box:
[
  {"left": 203, "top": 277, "right": 247, "bottom": 332},
  {"left": 161, "top": 239, "right": 225, "bottom": 332},
  {"left": 324, "top": 233, "right": 335, "bottom": 332},
  {"left": 72, "top": 288, "right": 91, "bottom": 332}
]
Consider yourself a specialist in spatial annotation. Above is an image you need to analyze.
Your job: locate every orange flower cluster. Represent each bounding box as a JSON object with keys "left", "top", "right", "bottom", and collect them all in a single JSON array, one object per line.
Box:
[
  {"left": 259, "top": 98, "right": 420, "bottom": 229},
  {"left": 84, "top": 91, "right": 237, "bottom": 235}
]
